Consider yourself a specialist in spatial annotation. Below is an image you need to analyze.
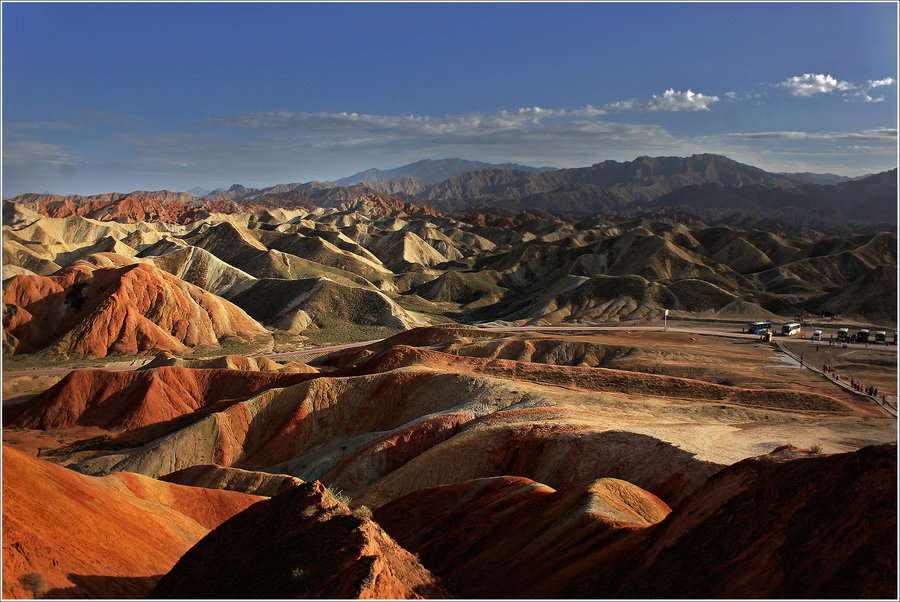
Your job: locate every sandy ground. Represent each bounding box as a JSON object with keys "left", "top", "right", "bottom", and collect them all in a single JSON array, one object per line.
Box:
[
  {"left": 2, "top": 373, "right": 65, "bottom": 407},
  {"left": 514, "top": 328, "right": 893, "bottom": 409},
  {"left": 455, "top": 328, "right": 898, "bottom": 459}
]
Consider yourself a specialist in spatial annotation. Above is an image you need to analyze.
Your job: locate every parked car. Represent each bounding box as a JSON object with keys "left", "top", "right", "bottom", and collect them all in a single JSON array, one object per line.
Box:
[{"left": 812, "top": 330, "right": 822, "bottom": 342}]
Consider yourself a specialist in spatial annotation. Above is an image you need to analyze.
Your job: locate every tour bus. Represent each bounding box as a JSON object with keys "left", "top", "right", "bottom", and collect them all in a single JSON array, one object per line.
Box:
[
  {"left": 812, "top": 330, "right": 822, "bottom": 342},
  {"left": 836, "top": 328, "right": 850, "bottom": 342},
  {"left": 875, "top": 330, "right": 886, "bottom": 344},
  {"left": 747, "top": 321, "right": 773, "bottom": 334},
  {"left": 781, "top": 322, "right": 801, "bottom": 337},
  {"left": 857, "top": 329, "right": 869, "bottom": 343}
]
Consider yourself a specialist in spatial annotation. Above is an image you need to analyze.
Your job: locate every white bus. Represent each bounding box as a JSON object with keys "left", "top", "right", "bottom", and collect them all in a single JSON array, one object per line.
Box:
[{"left": 781, "top": 322, "right": 801, "bottom": 336}]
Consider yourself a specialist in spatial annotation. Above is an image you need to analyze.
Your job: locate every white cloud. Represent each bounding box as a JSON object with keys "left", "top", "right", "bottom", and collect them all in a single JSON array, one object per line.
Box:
[
  {"left": 725, "top": 91, "right": 738, "bottom": 100},
  {"left": 604, "top": 88, "right": 720, "bottom": 112},
  {"left": 850, "top": 76, "right": 897, "bottom": 102},
  {"left": 779, "top": 73, "right": 855, "bottom": 96},
  {"left": 866, "top": 77, "right": 896, "bottom": 89}
]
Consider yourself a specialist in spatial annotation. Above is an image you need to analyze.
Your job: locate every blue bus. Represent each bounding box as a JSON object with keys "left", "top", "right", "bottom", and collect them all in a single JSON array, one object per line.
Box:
[{"left": 748, "top": 321, "right": 773, "bottom": 334}]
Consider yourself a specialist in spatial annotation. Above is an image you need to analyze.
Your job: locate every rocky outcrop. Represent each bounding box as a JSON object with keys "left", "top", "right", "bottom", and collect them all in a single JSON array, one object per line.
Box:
[{"left": 150, "top": 480, "right": 450, "bottom": 599}]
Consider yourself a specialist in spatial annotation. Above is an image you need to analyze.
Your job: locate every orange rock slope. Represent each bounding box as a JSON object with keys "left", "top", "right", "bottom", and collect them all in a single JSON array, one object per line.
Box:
[
  {"left": 3, "top": 261, "right": 271, "bottom": 357},
  {"left": 150, "top": 480, "right": 450, "bottom": 599},
  {"left": 3, "top": 365, "right": 314, "bottom": 432},
  {"left": 1, "top": 445, "right": 263, "bottom": 599},
  {"left": 22, "top": 195, "right": 246, "bottom": 224}
]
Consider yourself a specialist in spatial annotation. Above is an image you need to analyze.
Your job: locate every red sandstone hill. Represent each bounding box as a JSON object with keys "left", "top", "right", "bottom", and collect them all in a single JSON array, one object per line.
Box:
[
  {"left": 2, "top": 261, "right": 271, "bottom": 357},
  {"left": 3, "top": 366, "right": 313, "bottom": 432},
  {"left": 373, "top": 475, "right": 670, "bottom": 598},
  {"left": 12, "top": 195, "right": 254, "bottom": 224},
  {"left": 150, "top": 480, "right": 450, "bottom": 599},
  {"left": 363, "top": 445, "right": 896, "bottom": 598},
  {"left": 1, "top": 445, "right": 262, "bottom": 599},
  {"left": 540, "top": 443, "right": 898, "bottom": 598}
]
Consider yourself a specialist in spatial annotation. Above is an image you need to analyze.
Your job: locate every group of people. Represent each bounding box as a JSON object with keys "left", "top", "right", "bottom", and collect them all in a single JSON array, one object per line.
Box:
[
  {"left": 823, "top": 364, "right": 890, "bottom": 406},
  {"left": 850, "top": 379, "right": 879, "bottom": 398}
]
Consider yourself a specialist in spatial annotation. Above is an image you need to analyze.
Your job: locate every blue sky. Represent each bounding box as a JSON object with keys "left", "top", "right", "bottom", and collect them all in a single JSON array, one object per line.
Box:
[{"left": 2, "top": 2, "right": 897, "bottom": 196}]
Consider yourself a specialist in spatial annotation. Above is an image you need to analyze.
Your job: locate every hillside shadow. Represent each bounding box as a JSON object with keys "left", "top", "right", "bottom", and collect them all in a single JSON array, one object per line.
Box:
[{"left": 43, "top": 573, "right": 162, "bottom": 598}]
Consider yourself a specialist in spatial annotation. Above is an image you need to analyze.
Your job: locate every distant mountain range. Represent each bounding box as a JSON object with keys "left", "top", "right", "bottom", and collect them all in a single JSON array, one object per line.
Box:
[
  {"left": 777, "top": 172, "right": 863, "bottom": 185},
  {"left": 8, "top": 154, "right": 896, "bottom": 233},
  {"left": 332, "top": 158, "right": 557, "bottom": 186}
]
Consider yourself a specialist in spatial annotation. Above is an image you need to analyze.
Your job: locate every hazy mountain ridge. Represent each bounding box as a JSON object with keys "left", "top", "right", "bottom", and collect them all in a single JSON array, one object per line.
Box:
[
  {"left": 778, "top": 172, "right": 862, "bottom": 185},
  {"left": 6, "top": 155, "right": 896, "bottom": 230},
  {"left": 647, "top": 170, "right": 898, "bottom": 224},
  {"left": 419, "top": 154, "right": 801, "bottom": 210},
  {"left": 333, "top": 158, "right": 557, "bottom": 186}
]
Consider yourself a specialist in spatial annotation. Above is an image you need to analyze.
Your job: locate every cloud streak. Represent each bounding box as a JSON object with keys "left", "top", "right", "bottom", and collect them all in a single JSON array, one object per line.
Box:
[
  {"left": 187, "top": 105, "right": 691, "bottom": 167},
  {"left": 198, "top": 105, "right": 608, "bottom": 134},
  {"left": 708, "top": 127, "right": 897, "bottom": 142},
  {"left": 3, "top": 141, "right": 76, "bottom": 166},
  {"left": 604, "top": 88, "right": 720, "bottom": 111},
  {"left": 182, "top": 110, "right": 679, "bottom": 167}
]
